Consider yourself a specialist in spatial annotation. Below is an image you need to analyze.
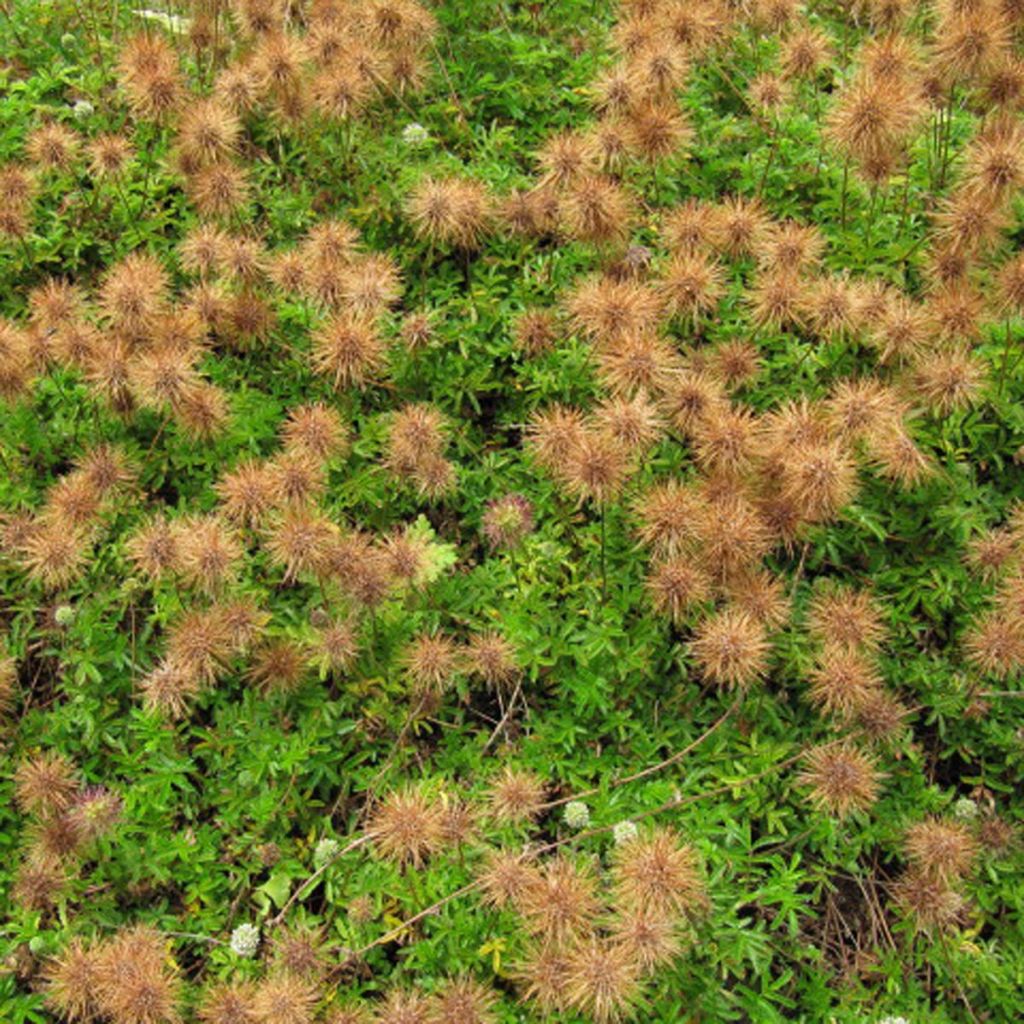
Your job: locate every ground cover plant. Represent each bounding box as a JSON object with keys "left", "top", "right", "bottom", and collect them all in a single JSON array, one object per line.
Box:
[{"left": 0, "top": 0, "right": 1023, "bottom": 1020}]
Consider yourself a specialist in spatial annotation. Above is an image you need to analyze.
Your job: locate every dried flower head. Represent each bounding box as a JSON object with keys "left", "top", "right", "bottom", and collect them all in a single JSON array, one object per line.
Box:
[
  {"left": 798, "top": 742, "right": 883, "bottom": 818},
  {"left": 890, "top": 868, "right": 966, "bottom": 934},
  {"left": 406, "top": 176, "right": 492, "bottom": 249},
  {"left": 487, "top": 766, "right": 546, "bottom": 824},
  {"left": 563, "top": 938, "right": 644, "bottom": 1024},
  {"left": 311, "top": 311, "right": 386, "bottom": 390},
  {"left": 368, "top": 784, "right": 445, "bottom": 868},
  {"left": 518, "top": 855, "right": 600, "bottom": 944}
]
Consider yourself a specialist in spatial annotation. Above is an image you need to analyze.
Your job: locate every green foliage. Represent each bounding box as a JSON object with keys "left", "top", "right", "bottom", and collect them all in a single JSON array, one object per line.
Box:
[{"left": 0, "top": 0, "right": 1022, "bottom": 1022}]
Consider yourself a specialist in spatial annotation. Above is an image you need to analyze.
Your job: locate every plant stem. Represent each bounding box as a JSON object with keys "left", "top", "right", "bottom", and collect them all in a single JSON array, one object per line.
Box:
[
  {"left": 998, "top": 318, "right": 1014, "bottom": 394},
  {"left": 757, "top": 119, "right": 780, "bottom": 199},
  {"left": 599, "top": 502, "right": 607, "bottom": 604},
  {"left": 840, "top": 156, "right": 850, "bottom": 231}
]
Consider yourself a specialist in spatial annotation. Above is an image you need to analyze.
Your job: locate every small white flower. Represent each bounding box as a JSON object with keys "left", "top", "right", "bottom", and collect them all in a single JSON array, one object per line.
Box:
[
  {"left": 877, "top": 1017, "right": 910, "bottom": 1024},
  {"left": 563, "top": 801, "right": 590, "bottom": 830},
  {"left": 71, "top": 100, "right": 95, "bottom": 120},
  {"left": 613, "top": 820, "right": 639, "bottom": 845},
  {"left": 229, "top": 922, "right": 259, "bottom": 958},
  {"left": 402, "top": 122, "right": 430, "bottom": 146},
  {"left": 953, "top": 797, "right": 979, "bottom": 821},
  {"left": 54, "top": 605, "right": 76, "bottom": 627},
  {"left": 313, "top": 837, "right": 339, "bottom": 869}
]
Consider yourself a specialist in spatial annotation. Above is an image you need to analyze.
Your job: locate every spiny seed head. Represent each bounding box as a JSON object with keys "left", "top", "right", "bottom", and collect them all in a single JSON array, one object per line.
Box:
[
  {"left": 20, "top": 521, "right": 90, "bottom": 590},
  {"left": 611, "top": 906, "right": 682, "bottom": 973},
  {"left": 515, "top": 941, "right": 573, "bottom": 1016},
  {"left": 197, "top": 981, "right": 259, "bottom": 1024},
  {"left": 93, "top": 925, "right": 181, "bottom": 1024},
  {"left": 367, "top": 784, "right": 445, "bottom": 869},
  {"left": 904, "top": 818, "right": 979, "bottom": 883},
  {"left": 310, "top": 615, "right": 358, "bottom": 673},
  {"left": 518, "top": 855, "right": 601, "bottom": 944},
  {"left": 536, "top": 129, "right": 597, "bottom": 188},
  {"left": 311, "top": 310, "right": 385, "bottom": 390},
  {"left": 399, "top": 310, "right": 435, "bottom": 351},
  {"left": 806, "top": 645, "right": 885, "bottom": 720},
  {"left": 694, "top": 491, "right": 773, "bottom": 581},
  {"left": 798, "top": 742, "right": 883, "bottom": 818},
  {"left": 15, "top": 750, "right": 78, "bottom": 816},
  {"left": 890, "top": 868, "right": 965, "bottom": 934},
  {"left": 281, "top": 403, "right": 349, "bottom": 461},
  {"left": 780, "top": 439, "right": 858, "bottom": 523},
  {"left": 747, "top": 271, "right": 805, "bottom": 331},
  {"left": 628, "top": 42, "right": 690, "bottom": 97},
  {"left": 100, "top": 252, "right": 169, "bottom": 335},
  {"left": 251, "top": 974, "right": 318, "bottom": 1024},
  {"left": 725, "top": 569, "right": 791, "bottom": 629},
  {"left": 926, "top": 283, "right": 983, "bottom": 342},
  {"left": 855, "top": 690, "right": 910, "bottom": 744},
  {"left": 216, "top": 460, "right": 275, "bottom": 528},
  {"left": 487, "top": 766, "right": 546, "bottom": 824},
  {"left": 996, "top": 251, "right": 1024, "bottom": 314},
  {"left": 381, "top": 527, "right": 430, "bottom": 589},
  {"left": 269, "top": 925, "right": 328, "bottom": 981},
  {"left": 612, "top": 826, "right": 708, "bottom": 918},
  {"left": 513, "top": 308, "right": 557, "bottom": 357},
  {"left": 691, "top": 404, "right": 759, "bottom": 477},
  {"left": 661, "top": 198, "right": 722, "bottom": 254},
  {"left": 561, "top": 175, "right": 636, "bottom": 246},
  {"left": 597, "top": 334, "right": 683, "bottom": 397},
  {"left": 386, "top": 402, "right": 447, "bottom": 476},
  {"left": 28, "top": 278, "right": 83, "bottom": 330},
  {"left": 963, "top": 610, "right": 1024, "bottom": 677},
  {"left": 749, "top": 72, "right": 791, "bottom": 113},
  {"left": 477, "top": 848, "right": 540, "bottom": 908},
  {"left": 127, "top": 516, "right": 181, "bottom": 579},
  {"left": 140, "top": 660, "right": 201, "bottom": 719},
  {"left": 563, "top": 938, "right": 644, "bottom": 1024},
  {"left": 44, "top": 937, "right": 100, "bottom": 1023},
  {"left": 593, "top": 392, "right": 663, "bottom": 452},
  {"left": 176, "top": 515, "right": 243, "bottom": 595},
  {"left": 430, "top": 975, "right": 498, "bottom": 1024},
  {"left": 402, "top": 631, "right": 459, "bottom": 696},
  {"left": 566, "top": 276, "right": 662, "bottom": 344},
  {"left": 647, "top": 556, "right": 712, "bottom": 623},
  {"left": 825, "top": 377, "right": 903, "bottom": 440},
  {"left": 912, "top": 347, "right": 986, "bottom": 415},
  {"left": 269, "top": 248, "right": 307, "bottom": 294},
  {"left": 806, "top": 584, "right": 888, "bottom": 651},
  {"left": 756, "top": 219, "right": 825, "bottom": 273},
  {"left": 166, "top": 606, "right": 233, "bottom": 685},
  {"left": 465, "top": 630, "right": 520, "bottom": 689},
  {"left": 633, "top": 479, "right": 704, "bottom": 555},
  {"left": 26, "top": 123, "right": 80, "bottom": 172},
  {"left": 933, "top": 5, "right": 1011, "bottom": 84},
  {"left": 406, "top": 175, "right": 492, "bottom": 249},
  {"left": 340, "top": 253, "right": 403, "bottom": 314},
  {"left": 311, "top": 65, "right": 373, "bottom": 121},
  {"left": 691, "top": 607, "right": 771, "bottom": 689},
  {"left": 716, "top": 194, "right": 769, "bottom": 257},
  {"left": 559, "top": 429, "right": 631, "bottom": 505},
  {"left": 190, "top": 162, "right": 251, "bottom": 219},
  {"left": 780, "top": 26, "right": 832, "bottom": 79},
  {"left": 178, "top": 99, "right": 241, "bottom": 166},
  {"left": 374, "top": 987, "right": 432, "bottom": 1024},
  {"left": 710, "top": 338, "right": 762, "bottom": 389},
  {"left": 265, "top": 507, "right": 338, "bottom": 582},
  {"left": 657, "top": 251, "right": 725, "bottom": 322}
]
